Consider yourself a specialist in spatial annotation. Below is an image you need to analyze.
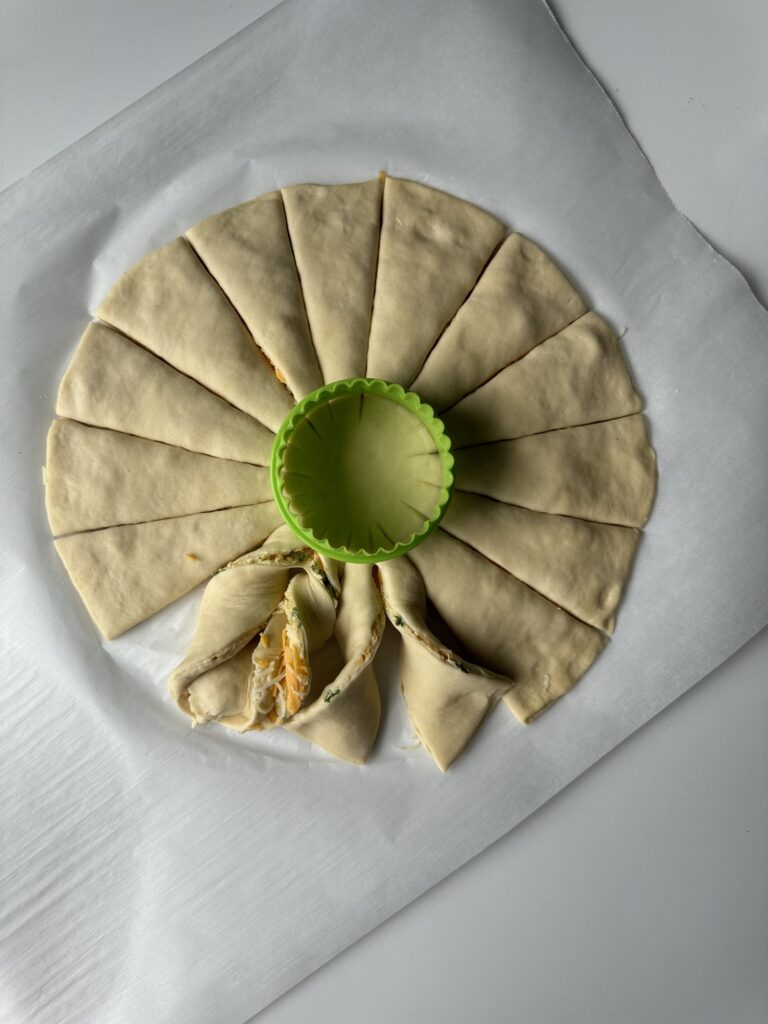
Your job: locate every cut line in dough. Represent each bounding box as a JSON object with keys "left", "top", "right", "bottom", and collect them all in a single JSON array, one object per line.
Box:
[
  {"left": 454, "top": 415, "right": 657, "bottom": 528},
  {"left": 366, "top": 176, "right": 506, "bottom": 386},
  {"left": 412, "top": 232, "right": 587, "bottom": 411},
  {"left": 46, "top": 419, "right": 273, "bottom": 535},
  {"left": 443, "top": 311, "right": 642, "bottom": 447},
  {"left": 55, "top": 502, "right": 282, "bottom": 639},
  {"left": 56, "top": 321, "right": 275, "bottom": 465},
  {"left": 96, "top": 235, "right": 294, "bottom": 430}
]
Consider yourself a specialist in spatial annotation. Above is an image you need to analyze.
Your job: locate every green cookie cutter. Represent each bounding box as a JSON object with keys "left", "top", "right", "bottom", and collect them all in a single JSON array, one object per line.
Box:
[{"left": 270, "top": 378, "right": 454, "bottom": 563}]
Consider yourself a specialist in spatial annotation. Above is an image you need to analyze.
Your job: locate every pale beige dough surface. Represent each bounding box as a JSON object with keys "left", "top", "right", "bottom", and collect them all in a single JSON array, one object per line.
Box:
[
  {"left": 409, "top": 529, "right": 608, "bottom": 723},
  {"left": 443, "top": 311, "right": 642, "bottom": 447},
  {"left": 248, "top": 572, "right": 337, "bottom": 726},
  {"left": 412, "top": 232, "right": 587, "bottom": 410},
  {"left": 171, "top": 533, "right": 383, "bottom": 760},
  {"left": 287, "top": 562, "right": 384, "bottom": 764},
  {"left": 181, "top": 559, "right": 336, "bottom": 732},
  {"left": 180, "top": 642, "right": 260, "bottom": 734},
  {"left": 48, "top": 178, "right": 657, "bottom": 767},
  {"left": 55, "top": 502, "right": 282, "bottom": 640},
  {"left": 187, "top": 192, "right": 323, "bottom": 400},
  {"left": 454, "top": 414, "right": 657, "bottom": 527},
  {"left": 170, "top": 525, "right": 317, "bottom": 706},
  {"left": 378, "top": 557, "right": 511, "bottom": 771},
  {"left": 282, "top": 180, "right": 382, "bottom": 383},
  {"left": 366, "top": 176, "right": 506, "bottom": 386},
  {"left": 96, "top": 236, "right": 293, "bottom": 430},
  {"left": 56, "top": 321, "right": 274, "bottom": 464},
  {"left": 169, "top": 527, "right": 337, "bottom": 730},
  {"left": 46, "top": 419, "right": 272, "bottom": 535},
  {"left": 442, "top": 491, "right": 640, "bottom": 633}
]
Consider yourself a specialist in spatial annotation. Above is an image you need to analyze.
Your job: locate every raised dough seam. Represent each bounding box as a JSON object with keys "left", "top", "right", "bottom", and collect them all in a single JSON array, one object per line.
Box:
[
  {"left": 383, "top": 592, "right": 513, "bottom": 688},
  {"left": 172, "top": 624, "right": 269, "bottom": 693},
  {"left": 293, "top": 599, "right": 386, "bottom": 717}
]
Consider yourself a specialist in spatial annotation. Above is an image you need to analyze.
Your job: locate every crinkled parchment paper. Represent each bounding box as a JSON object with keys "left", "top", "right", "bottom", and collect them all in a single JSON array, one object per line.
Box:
[{"left": 1, "top": 1, "right": 767, "bottom": 1021}]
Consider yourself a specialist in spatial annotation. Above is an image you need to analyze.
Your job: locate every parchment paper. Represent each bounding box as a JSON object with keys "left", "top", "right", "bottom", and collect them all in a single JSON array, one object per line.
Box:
[{"left": 2, "top": 1, "right": 767, "bottom": 1021}]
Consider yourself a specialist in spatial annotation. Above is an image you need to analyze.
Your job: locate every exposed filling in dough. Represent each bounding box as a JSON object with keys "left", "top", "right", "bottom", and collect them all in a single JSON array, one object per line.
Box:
[{"left": 251, "top": 603, "right": 309, "bottom": 726}]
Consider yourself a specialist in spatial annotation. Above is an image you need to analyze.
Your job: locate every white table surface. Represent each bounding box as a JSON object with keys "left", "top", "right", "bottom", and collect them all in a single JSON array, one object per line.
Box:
[{"left": 3, "top": 2, "right": 767, "bottom": 1022}]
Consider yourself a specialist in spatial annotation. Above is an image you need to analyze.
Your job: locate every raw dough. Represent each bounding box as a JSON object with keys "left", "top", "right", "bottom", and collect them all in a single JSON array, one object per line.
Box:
[
  {"left": 409, "top": 529, "right": 608, "bottom": 723},
  {"left": 442, "top": 491, "right": 640, "bottom": 632},
  {"left": 171, "top": 530, "right": 337, "bottom": 731},
  {"left": 412, "top": 233, "right": 586, "bottom": 410},
  {"left": 378, "top": 557, "right": 510, "bottom": 771},
  {"left": 46, "top": 419, "right": 272, "bottom": 535},
  {"left": 187, "top": 192, "right": 323, "bottom": 399},
  {"left": 454, "top": 414, "right": 657, "bottom": 527},
  {"left": 55, "top": 502, "right": 282, "bottom": 640},
  {"left": 282, "top": 180, "right": 382, "bottom": 382},
  {"left": 366, "top": 176, "right": 505, "bottom": 386},
  {"left": 287, "top": 562, "right": 384, "bottom": 764},
  {"left": 49, "top": 178, "right": 657, "bottom": 766},
  {"left": 443, "top": 311, "right": 642, "bottom": 446},
  {"left": 96, "top": 236, "right": 293, "bottom": 430},
  {"left": 56, "top": 321, "right": 274, "bottom": 464}
]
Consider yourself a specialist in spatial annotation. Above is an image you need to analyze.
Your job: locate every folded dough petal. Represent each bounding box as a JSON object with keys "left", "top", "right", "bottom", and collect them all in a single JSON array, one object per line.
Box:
[
  {"left": 282, "top": 180, "right": 382, "bottom": 382},
  {"left": 442, "top": 491, "right": 640, "bottom": 633},
  {"left": 178, "top": 642, "right": 259, "bottom": 732},
  {"left": 56, "top": 322, "right": 274, "bottom": 464},
  {"left": 287, "top": 562, "right": 384, "bottom": 764},
  {"left": 186, "top": 192, "right": 323, "bottom": 399},
  {"left": 169, "top": 526, "right": 337, "bottom": 730},
  {"left": 55, "top": 502, "right": 282, "bottom": 640},
  {"left": 454, "top": 415, "right": 657, "bottom": 527},
  {"left": 444, "top": 311, "right": 642, "bottom": 447},
  {"left": 95, "top": 237, "right": 293, "bottom": 430},
  {"left": 377, "top": 557, "right": 511, "bottom": 772},
  {"left": 251, "top": 573, "right": 336, "bottom": 726},
  {"left": 366, "top": 177, "right": 505, "bottom": 386},
  {"left": 409, "top": 530, "right": 608, "bottom": 723},
  {"left": 412, "top": 233, "right": 587, "bottom": 410},
  {"left": 45, "top": 419, "right": 272, "bottom": 535},
  {"left": 188, "top": 573, "right": 336, "bottom": 732}
]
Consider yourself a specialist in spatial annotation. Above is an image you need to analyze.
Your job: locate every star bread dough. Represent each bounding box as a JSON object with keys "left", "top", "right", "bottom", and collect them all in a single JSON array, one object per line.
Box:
[
  {"left": 443, "top": 311, "right": 643, "bottom": 446},
  {"left": 442, "top": 491, "right": 640, "bottom": 632},
  {"left": 170, "top": 527, "right": 337, "bottom": 731},
  {"left": 47, "top": 175, "right": 656, "bottom": 768},
  {"left": 454, "top": 415, "right": 657, "bottom": 527},
  {"left": 409, "top": 529, "right": 608, "bottom": 723},
  {"left": 287, "top": 562, "right": 384, "bottom": 764}
]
